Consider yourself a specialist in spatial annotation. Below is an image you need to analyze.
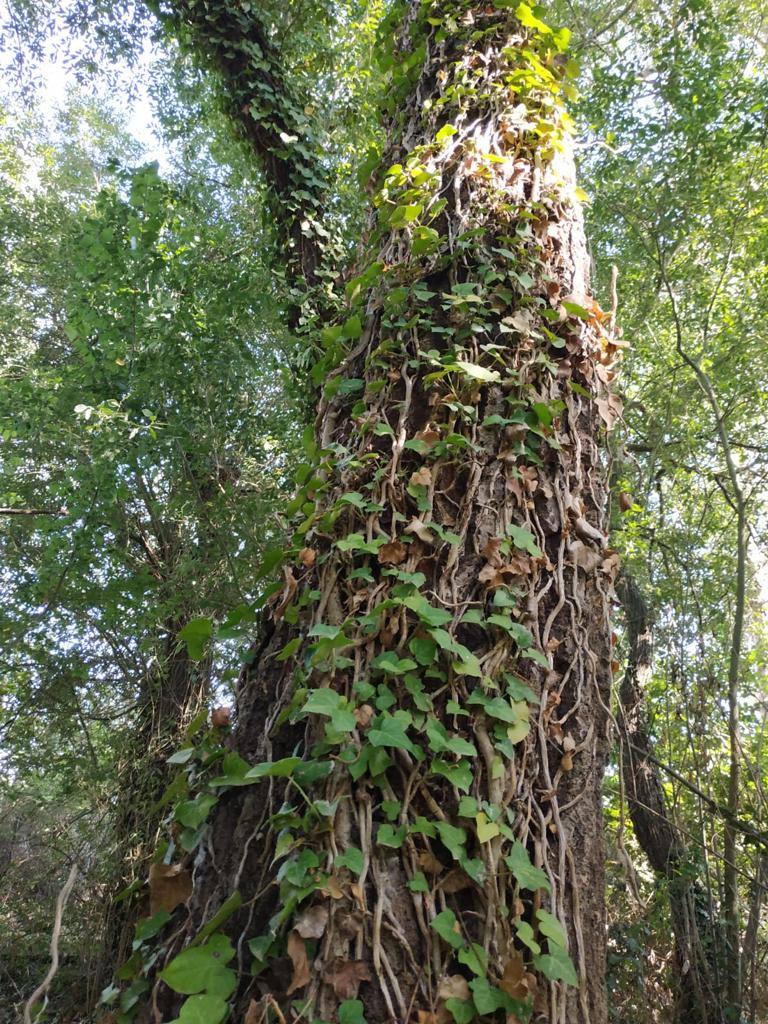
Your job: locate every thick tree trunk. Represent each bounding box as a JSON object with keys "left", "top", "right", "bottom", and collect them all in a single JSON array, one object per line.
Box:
[
  {"left": 616, "top": 573, "right": 723, "bottom": 1024},
  {"left": 145, "top": 4, "right": 618, "bottom": 1022}
]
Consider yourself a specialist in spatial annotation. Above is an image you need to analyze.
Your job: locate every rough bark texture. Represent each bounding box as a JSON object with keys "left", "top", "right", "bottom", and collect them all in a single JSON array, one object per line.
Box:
[
  {"left": 616, "top": 573, "right": 722, "bottom": 1024},
  {"left": 145, "top": 4, "right": 618, "bottom": 1023}
]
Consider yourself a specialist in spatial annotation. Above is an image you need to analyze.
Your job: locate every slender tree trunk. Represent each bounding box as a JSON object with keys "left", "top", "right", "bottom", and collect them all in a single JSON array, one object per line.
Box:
[
  {"left": 616, "top": 572, "right": 723, "bottom": 1024},
  {"left": 741, "top": 851, "right": 768, "bottom": 1024},
  {"left": 101, "top": 623, "right": 209, "bottom": 976},
  {"left": 662, "top": 255, "right": 747, "bottom": 1021},
  {"left": 145, "top": 3, "right": 618, "bottom": 1022}
]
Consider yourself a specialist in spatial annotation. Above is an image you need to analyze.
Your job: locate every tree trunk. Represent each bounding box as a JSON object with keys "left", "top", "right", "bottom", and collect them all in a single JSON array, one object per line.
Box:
[
  {"left": 616, "top": 572, "right": 723, "bottom": 1024},
  {"left": 145, "top": 4, "right": 618, "bottom": 1022},
  {"left": 101, "top": 622, "right": 209, "bottom": 975}
]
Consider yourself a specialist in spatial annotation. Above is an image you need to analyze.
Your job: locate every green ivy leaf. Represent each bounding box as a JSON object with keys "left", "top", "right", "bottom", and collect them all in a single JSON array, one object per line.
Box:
[
  {"left": 534, "top": 946, "right": 578, "bottom": 986},
  {"left": 435, "top": 820, "right": 468, "bottom": 861},
  {"left": 376, "top": 823, "right": 407, "bottom": 848},
  {"left": 335, "top": 847, "right": 364, "bottom": 874},
  {"left": 159, "top": 939, "right": 236, "bottom": 997},
  {"left": 371, "top": 651, "right": 418, "bottom": 675},
  {"left": 536, "top": 908, "right": 568, "bottom": 947},
  {"left": 339, "top": 999, "right": 368, "bottom": 1024},
  {"left": 178, "top": 617, "right": 213, "bottom": 660},
  {"left": 430, "top": 908, "right": 464, "bottom": 949},
  {"left": 506, "top": 841, "right": 551, "bottom": 892},
  {"left": 174, "top": 994, "right": 228, "bottom": 1024}
]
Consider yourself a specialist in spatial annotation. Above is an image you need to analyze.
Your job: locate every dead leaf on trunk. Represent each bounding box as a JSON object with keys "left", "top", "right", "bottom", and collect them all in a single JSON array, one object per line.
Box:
[
  {"left": 149, "top": 862, "right": 192, "bottom": 915},
  {"left": 410, "top": 466, "right": 432, "bottom": 488},
  {"left": 319, "top": 874, "right": 344, "bottom": 899},
  {"left": 294, "top": 903, "right": 329, "bottom": 939},
  {"left": 299, "top": 546, "right": 317, "bottom": 567},
  {"left": 440, "top": 868, "right": 472, "bottom": 893},
  {"left": 211, "top": 705, "right": 231, "bottom": 728},
  {"left": 378, "top": 540, "right": 407, "bottom": 565},
  {"left": 438, "top": 975, "right": 471, "bottom": 1001},
  {"left": 354, "top": 703, "right": 374, "bottom": 728},
  {"left": 286, "top": 930, "right": 311, "bottom": 994},
  {"left": 415, "top": 428, "right": 441, "bottom": 448},
  {"left": 405, "top": 517, "right": 435, "bottom": 544},
  {"left": 418, "top": 849, "right": 445, "bottom": 875},
  {"left": 243, "top": 1000, "right": 260, "bottom": 1024},
  {"left": 274, "top": 566, "right": 298, "bottom": 620},
  {"left": 499, "top": 951, "right": 537, "bottom": 1001},
  {"left": 324, "top": 957, "right": 372, "bottom": 999},
  {"left": 595, "top": 393, "right": 623, "bottom": 429}
]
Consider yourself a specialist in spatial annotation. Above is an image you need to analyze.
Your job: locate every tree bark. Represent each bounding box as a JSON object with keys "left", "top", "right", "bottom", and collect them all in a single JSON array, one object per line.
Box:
[
  {"left": 143, "top": 3, "right": 618, "bottom": 1022},
  {"left": 616, "top": 572, "right": 722, "bottom": 1024}
]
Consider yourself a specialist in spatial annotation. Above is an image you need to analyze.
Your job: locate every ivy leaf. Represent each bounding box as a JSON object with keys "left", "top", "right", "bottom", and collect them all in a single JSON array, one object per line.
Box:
[
  {"left": 507, "top": 524, "right": 543, "bottom": 557},
  {"left": 435, "top": 123, "right": 458, "bottom": 143},
  {"left": 178, "top": 617, "right": 213, "bottom": 660},
  {"left": 454, "top": 359, "right": 500, "bottom": 383},
  {"left": 402, "top": 593, "right": 453, "bottom": 627},
  {"left": 335, "top": 847, "right": 364, "bottom": 874},
  {"left": 431, "top": 758, "right": 473, "bottom": 793},
  {"left": 174, "top": 995, "right": 228, "bottom": 1024},
  {"left": 371, "top": 651, "right": 418, "bottom": 675},
  {"left": 469, "top": 977, "right": 516, "bottom": 1014},
  {"left": 458, "top": 943, "right": 488, "bottom": 976},
  {"left": 160, "top": 939, "right": 235, "bottom": 997},
  {"left": 475, "top": 812, "right": 501, "bottom": 843},
  {"left": 303, "top": 688, "right": 345, "bottom": 716},
  {"left": 445, "top": 998, "right": 475, "bottom": 1024},
  {"left": 175, "top": 793, "right": 217, "bottom": 829},
  {"left": 452, "top": 652, "right": 483, "bottom": 677},
  {"left": 430, "top": 908, "right": 464, "bottom": 949},
  {"left": 244, "top": 757, "right": 302, "bottom": 780},
  {"left": 506, "top": 841, "right": 551, "bottom": 892},
  {"left": 339, "top": 999, "right": 368, "bottom": 1024},
  {"left": 536, "top": 908, "right": 568, "bottom": 948},
  {"left": 376, "top": 823, "right": 407, "bottom": 848},
  {"left": 425, "top": 718, "right": 477, "bottom": 757},
  {"left": 534, "top": 946, "right": 578, "bottom": 986},
  {"left": 408, "top": 871, "right": 429, "bottom": 893},
  {"left": 368, "top": 712, "right": 420, "bottom": 756},
  {"left": 516, "top": 919, "right": 541, "bottom": 955},
  {"left": 435, "top": 821, "right": 468, "bottom": 861},
  {"left": 409, "top": 635, "right": 437, "bottom": 665}
]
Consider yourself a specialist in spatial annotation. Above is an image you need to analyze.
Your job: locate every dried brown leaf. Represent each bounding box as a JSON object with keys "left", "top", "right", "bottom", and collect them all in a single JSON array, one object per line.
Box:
[
  {"left": 211, "top": 706, "right": 231, "bottom": 729},
  {"left": 274, "top": 566, "right": 298, "bottom": 620},
  {"left": 417, "top": 849, "right": 445, "bottom": 875},
  {"left": 354, "top": 704, "right": 374, "bottom": 728},
  {"left": 298, "top": 547, "right": 317, "bottom": 567},
  {"left": 415, "top": 428, "right": 441, "bottom": 448},
  {"left": 324, "top": 957, "right": 372, "bottom": 1000},
  {"left": 441, "top": 869, "right": 471, "bottom": 894},
  {"left": 405, "top": 518, "right": 435, "bottom": 544},
  {"left": 410, "top": 466, "right": 432, "bottom": 488},
  {"left": 378, "top": 540, "right": 407, "bottom": 566},
  {"left": 243, "top": 999, "right": 260, "bottom": 1024},
  {"left": 438, "top": 975, "right": 471, "bottom": 1001},
  {"left": 286, "top": 931, "right": 311, "bottom": 994},
  {"left": 320, "top": 874, "right": 344, "bottom": 899},
  {"left": 149, "top": 862, "right": 192, "bottom": 916},
  {"left": 294, "top": 904, "right": 329, "bottom": 940}
]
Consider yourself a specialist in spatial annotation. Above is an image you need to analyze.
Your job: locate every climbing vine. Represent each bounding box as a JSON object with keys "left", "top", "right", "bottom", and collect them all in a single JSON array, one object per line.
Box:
[{"left": 104, "top": 1, "right": 621, "bottom": 1022}]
